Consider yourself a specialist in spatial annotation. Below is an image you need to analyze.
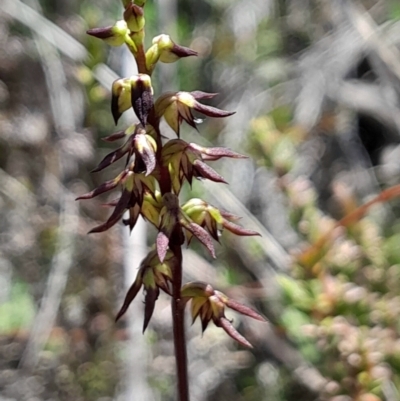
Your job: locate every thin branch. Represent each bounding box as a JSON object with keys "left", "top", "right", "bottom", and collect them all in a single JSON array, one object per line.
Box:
[
  {"left": 3, "top": 0, "right": 121, "bottom": 93},
  {"left": 2, "top": 0, "right": 87, "bottom": 62},
  {"left": 118, "top": 43, "right": 153, "bottom": 401},
  {"left": 20, "top": 192, "right": 78, "bottom": 369},
  {"left": 19, "top": 0, "right": 78, "bottom": 370},
  {"left": 202, "top": 181, "right": 292, "bottom": 272}
]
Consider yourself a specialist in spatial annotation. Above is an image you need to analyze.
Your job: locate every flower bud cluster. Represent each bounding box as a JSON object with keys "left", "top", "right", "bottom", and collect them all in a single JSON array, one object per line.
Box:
[{"left": 80, "top": 0, "right": 265, "bottom": 349}]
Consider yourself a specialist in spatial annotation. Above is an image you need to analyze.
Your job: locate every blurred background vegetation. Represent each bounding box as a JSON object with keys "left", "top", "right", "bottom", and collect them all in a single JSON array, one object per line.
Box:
[{"left": 2, "top": 0, "right": 400, "bottom": 400}]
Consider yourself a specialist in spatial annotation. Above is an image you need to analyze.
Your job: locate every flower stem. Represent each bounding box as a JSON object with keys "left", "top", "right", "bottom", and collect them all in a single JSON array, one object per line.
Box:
[
  {"left": 170, "top": 237, "right": 190, "bottom": 401},
  {"left": 135, "top": 43, "right": 149, "bottom": 75},
  {"left": 136, "top": 34, "right": 189, "bottom": 401}
]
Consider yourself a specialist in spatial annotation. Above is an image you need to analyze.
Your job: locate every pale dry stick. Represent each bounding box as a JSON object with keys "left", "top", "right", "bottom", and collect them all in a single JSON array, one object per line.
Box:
[
  {"left": 25, "top": 7, "right": 75, "bottom": 137},
  {"left": 2, "top": 0, "right": 86, "bottom": 62},
  {"left": 334, "top": 104, "right": 394, "bottom": 218},
  {"left": 293, "top": 3, "right": 365, "bottom": 131},
  {"left": 324, "top": 2, "right": 398, "bottom": 209},
  {"left": 19, "top": 0, "right": 79, "bottom": 369},
  {"left": 330, "top": 0, "right": 400, "bottom": 137},
  {"left": 117, "top": 45, "right": 154, "bottom": 401},
  {"left": 334, "top": 81, "right": 400, "bottom": 134},
  {"left": 2, "top": 0, "right": 118, "bottom": 93},
  {"left": 291, "top": 2, "right": 390, "bottom": 205},
  {"left": 20, "top": 192, "right": 79, "bottom": 369},
  {"left": 156, "top": 0, "right": 178, "bottom": 92},
  {"left": 340, "top": 0, "right": 400, "bottom": 88},
  {"left": 117, "top": 216, "right": 154, "bottom": 401},
  {"left": 202, "top": 181, "right": 292, "bottom": 272}
]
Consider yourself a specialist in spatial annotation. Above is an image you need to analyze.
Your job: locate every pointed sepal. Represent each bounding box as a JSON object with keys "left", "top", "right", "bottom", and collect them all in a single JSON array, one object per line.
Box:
[
  {"left": 87, "top": 20, "right": 128, "bottom": 47},
  {"left": 111, "top": 78, "right": 132, "bottom": 125}
]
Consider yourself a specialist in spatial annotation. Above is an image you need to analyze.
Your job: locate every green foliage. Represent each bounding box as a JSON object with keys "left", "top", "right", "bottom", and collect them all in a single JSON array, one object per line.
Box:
[{"left": 0, "top": 282, "right": 36, "bottom": 334}]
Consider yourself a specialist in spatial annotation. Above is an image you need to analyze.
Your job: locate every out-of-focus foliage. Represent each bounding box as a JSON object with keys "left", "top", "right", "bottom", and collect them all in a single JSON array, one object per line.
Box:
[{"left": 248, "top": 114, "right": 400, "bottom": 399}]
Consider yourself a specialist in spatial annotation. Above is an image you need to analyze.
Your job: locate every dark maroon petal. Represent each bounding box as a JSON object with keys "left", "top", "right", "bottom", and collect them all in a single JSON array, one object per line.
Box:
[
  {"left": 193, "top": 102, "right": 235, "bottom": 118},
  {"left": 223, "top": 220, "right": 260, "bottom": 237},
  {"left": 183, "top": 222, "right": 216, "bottom": 258},
  {"left": 220, "top": 210, "right": 241, "bottom": 221},
  {"left": 131, "top": 80, "right": 154, "bottom": 127},
  {"left": 201, "top": 147, "right": 247, "bottom": 161},
  {"left": 88, "top": 189, "right": 131, "bottom": 233},
  {"left": 143, "top": 287, "right": 160, "bottom": 333},
  {"left": 190, "top": 91, "right": 218, "bottom": 100},
  {"left": 217, "top": 317, "right": 253, "bottom": 348},
  {"left": 171, "top": 44, "right": 198, "bottom": 58},
  {"left": 115, "top": 274, "right": 143, "bottom": 322},
  {"left": 87, "top": 26, "right": 113, "bottom": 39},
  {"left": 75, "top": 174, "right": 125, "bottom": 200},
  {"left": 156, "top": 231, "right": 170, "bottom": 263},
  {"left": 193, "top": 160, "right": 227, "bottom": 183},
  {"left": 92, "top": 143, "right": 132, "bottom": 172},
  {"left": 225, "top": 299, "right": 266, "bottom": 322},
  {"left": 102, "top": 131, "right": 126, "bottom": 142}
]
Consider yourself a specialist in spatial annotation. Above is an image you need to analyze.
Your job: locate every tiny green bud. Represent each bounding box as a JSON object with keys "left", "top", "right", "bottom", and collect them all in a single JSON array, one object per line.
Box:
[
  {"left": 87, "top": 20, "right": 128, "bottom": 47},
  {"left": 123, "top": 3, "right": 145, "bottom": 32}
]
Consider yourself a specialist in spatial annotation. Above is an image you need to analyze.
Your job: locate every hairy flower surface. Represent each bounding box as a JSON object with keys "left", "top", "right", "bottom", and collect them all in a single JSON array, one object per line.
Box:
[
  {"left": 155, "top": 91, "right": 235, "bottom": 136},
  {"left": 181, "top": 282, "right": 266, "bottom": 347},
  {"left": 115, "top": 249, "right": 176, "bottom": 331}
]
